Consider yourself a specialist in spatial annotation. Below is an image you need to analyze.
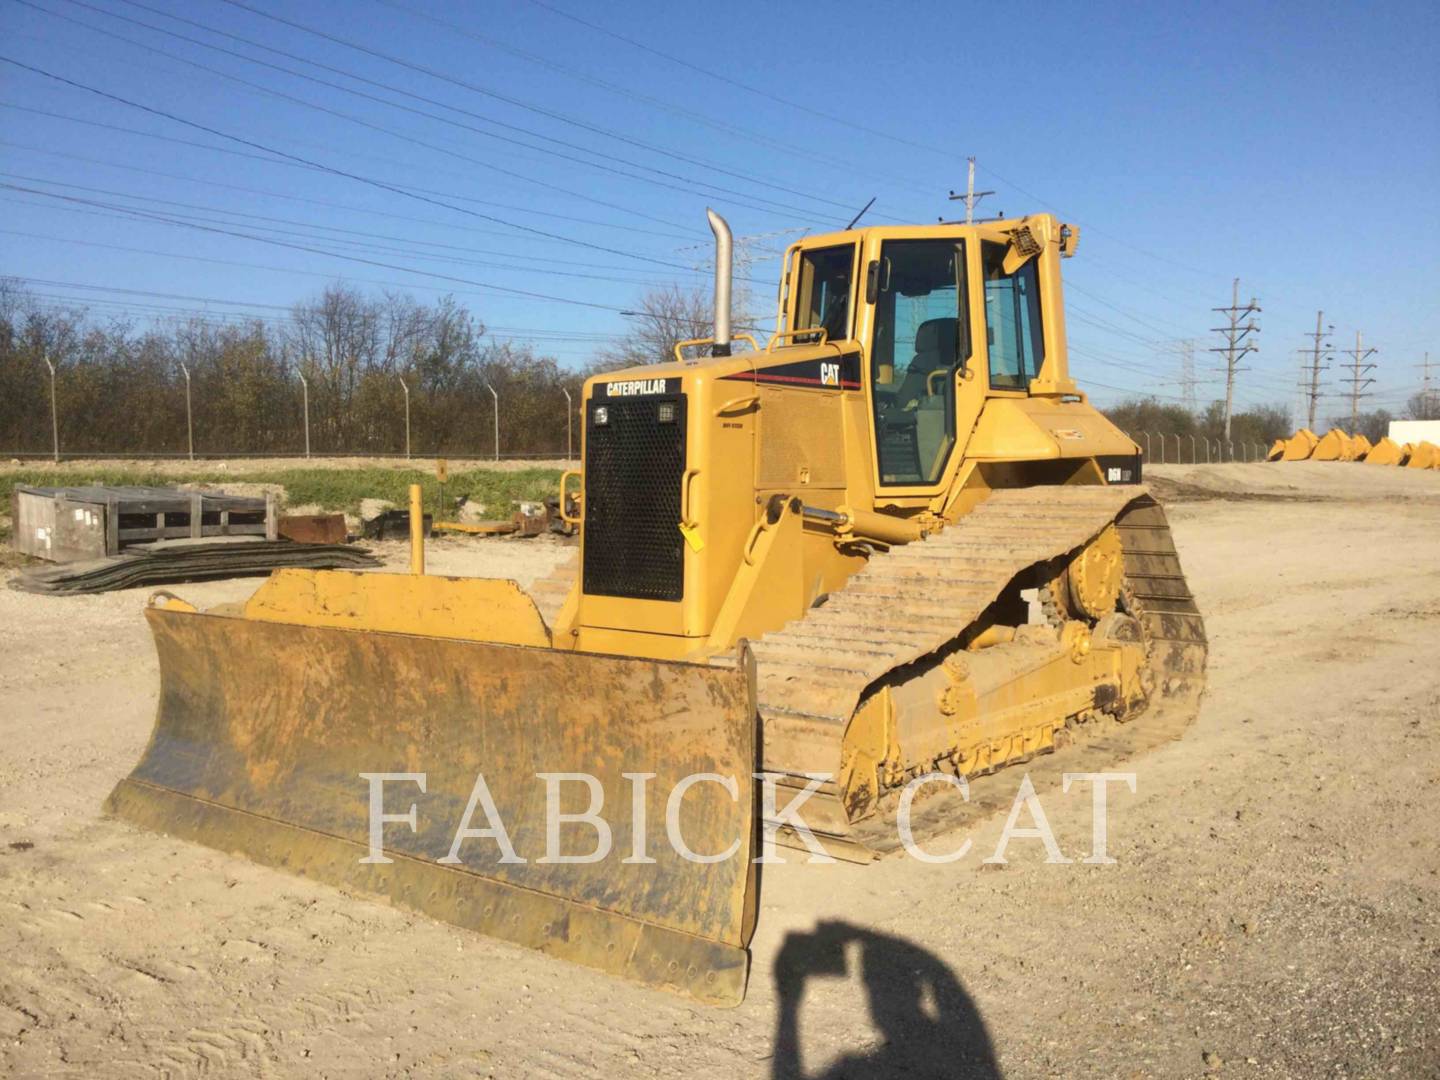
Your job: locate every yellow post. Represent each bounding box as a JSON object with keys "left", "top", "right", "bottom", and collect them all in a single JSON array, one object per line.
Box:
[{"left": 409, "top": 483, "right": 425, "bottom": 575}]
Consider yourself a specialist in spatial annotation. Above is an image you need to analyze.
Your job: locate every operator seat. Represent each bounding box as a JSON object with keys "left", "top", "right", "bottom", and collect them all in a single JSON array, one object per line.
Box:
[{"left": 895, "top": 318, "right": 958, "bottom": 407}]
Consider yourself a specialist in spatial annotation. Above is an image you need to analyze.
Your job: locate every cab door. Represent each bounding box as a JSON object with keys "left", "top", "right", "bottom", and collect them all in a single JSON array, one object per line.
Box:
[{"left": 862, "top": 235, "right": 986, "bottom": 494}]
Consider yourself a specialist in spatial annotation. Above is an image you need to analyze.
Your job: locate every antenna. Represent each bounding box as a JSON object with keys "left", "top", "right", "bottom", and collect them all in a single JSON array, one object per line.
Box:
[{"left": 846, "top": 196, "right": 877, "bottom": 231}]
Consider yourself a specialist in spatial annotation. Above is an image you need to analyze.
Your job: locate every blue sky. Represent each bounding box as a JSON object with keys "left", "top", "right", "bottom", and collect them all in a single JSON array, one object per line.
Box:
[{"left": 2, "top": 0, "right": 1437, "bottom": 415}]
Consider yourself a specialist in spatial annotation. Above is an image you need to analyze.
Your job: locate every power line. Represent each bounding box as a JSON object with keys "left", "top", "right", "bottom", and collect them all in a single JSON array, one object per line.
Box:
[
  {"left": 0, "top": 223, "right": 671, "bottom": 314},
  {"left": 0, "top": 55, "right": 721, "bottom": 274},
  {"left": 1208, "top": 278, "right": 1261, "bottom": 442},
  {"left": 207, "top": 0, "right": 869, "bottom": 220},
  {"left": 0, "top": 108, "right": 694, "bottom": 241},
  {"left": 10, "top": 21, "right": 1220, "bottom": 362},
  {"left": 20, "top": 0, "right": 833, "bottom": 227},
  {"left": 5, "top": 15, "right": 704, "bottom": 234},
  {"left": 1, "top": 172, "right": 685, "bottom": 286},
  {"left": 1064, "top": 279, "right": 1192, "bottom": 340},
  {"left": 0, "top": 141, "right": 712, "bottom": 268},
  {"left": 3, "top": 182, "right": 640, "bottom": 311},
  {"left": 4, "top": 274, "right": 645, "bottom": 344},
  {"left": 371, "top": 0, "right": 935, "bottom": 200},
  {"left": 523, "top": 0, "right": 1287, "bottom": 306},
  {"left": 56, "top": 0, "right": 851, "bottom": 225},
  {"left": 523, "top": 0, "right": 949, "bottom": 161}
]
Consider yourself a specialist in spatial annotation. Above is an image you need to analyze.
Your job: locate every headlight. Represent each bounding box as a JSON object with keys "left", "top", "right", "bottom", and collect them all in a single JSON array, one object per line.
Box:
[
  {"left": 657, "top": 401, "right": 676, "bottom": 423},
  {"left": 593, "top": 405, "right": 609, "bottom": 425}
]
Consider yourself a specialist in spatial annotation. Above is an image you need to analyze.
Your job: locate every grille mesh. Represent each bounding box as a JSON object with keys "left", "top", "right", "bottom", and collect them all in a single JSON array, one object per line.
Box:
[{"left": 583, "top": 395, "right": 687, "bottom": 601}]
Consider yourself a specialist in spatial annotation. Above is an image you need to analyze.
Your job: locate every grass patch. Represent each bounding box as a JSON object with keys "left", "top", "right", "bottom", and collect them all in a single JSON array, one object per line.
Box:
[{"left": 0, "top": 467, "right": 563, "bottom": 521}]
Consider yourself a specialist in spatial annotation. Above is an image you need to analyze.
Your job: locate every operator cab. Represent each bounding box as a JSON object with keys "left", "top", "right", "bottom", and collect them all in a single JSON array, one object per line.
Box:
[{"left": 779, "top": 216, "right": 1079, "bottom": 495}]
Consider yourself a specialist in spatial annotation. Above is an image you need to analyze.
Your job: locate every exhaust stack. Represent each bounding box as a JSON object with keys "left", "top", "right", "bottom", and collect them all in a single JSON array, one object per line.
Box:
[{"left": 706, "top": 208, "right": 732, "bottom": 357}]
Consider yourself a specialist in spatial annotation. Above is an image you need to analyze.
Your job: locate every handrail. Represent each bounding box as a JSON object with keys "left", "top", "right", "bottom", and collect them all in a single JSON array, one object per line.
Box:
[
  {"left": 765, "top": 327, "right": 832, "bottom": 352},
  {"left": 558, "top": 469, "right": 582, "bottom": 524},
  {"left": 671, "top": 333, "right": 760, "bottom": 363}
]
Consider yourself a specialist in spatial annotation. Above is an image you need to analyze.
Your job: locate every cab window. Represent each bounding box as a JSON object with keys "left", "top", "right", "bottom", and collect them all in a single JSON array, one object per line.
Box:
[
  {"left": 794, "top": 245, "right": 854, "bottom": 343},
  {"left": 870, "top": 239, "right": 969, "bottom": 486},
  {"left": 982, "top": 241, "right": 1044, "bottom": 390}
]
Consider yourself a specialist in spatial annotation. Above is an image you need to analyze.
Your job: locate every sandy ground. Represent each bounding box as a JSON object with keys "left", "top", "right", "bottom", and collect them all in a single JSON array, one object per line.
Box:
[{"left": 1, "top": 461, "right": 1437, "bottom": 1079}]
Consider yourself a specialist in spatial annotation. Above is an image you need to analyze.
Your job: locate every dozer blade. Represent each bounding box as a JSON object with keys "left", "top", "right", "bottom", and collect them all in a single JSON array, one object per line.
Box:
[{"left": 107, "top": 606, "right": 759, "bottom": 1005}]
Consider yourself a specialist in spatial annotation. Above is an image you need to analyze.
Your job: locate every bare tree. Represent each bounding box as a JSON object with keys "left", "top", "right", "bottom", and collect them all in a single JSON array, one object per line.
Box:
[
  {"left": 596, "top": 284, "right": 716, "bottom": 370},
  {"left": 1408, "top": 391, "right": 1440, "bottom": 421},
  {"left": 0, "top": 280, "right": 584, "bottom": 457},
  {"left": 1326, "top": 409, "right": 1393, "bottom": 443}
]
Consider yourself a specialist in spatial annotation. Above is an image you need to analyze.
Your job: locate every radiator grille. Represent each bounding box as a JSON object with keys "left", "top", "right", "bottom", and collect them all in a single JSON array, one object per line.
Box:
[{"left": 583, "top": 395, "right": 687, "bottom": 601}]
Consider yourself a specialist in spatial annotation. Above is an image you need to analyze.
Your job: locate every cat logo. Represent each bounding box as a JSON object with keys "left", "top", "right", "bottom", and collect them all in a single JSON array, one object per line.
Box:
[{"left": 819, "top": 362, "right": 840, "bottom": 386}]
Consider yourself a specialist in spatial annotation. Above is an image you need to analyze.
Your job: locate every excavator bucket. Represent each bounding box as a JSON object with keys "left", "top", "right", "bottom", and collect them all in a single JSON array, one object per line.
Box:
[
  {"left": 1352, "top": 434, "right": 1373, "bottom": 460},
  {"left": 1407, "top": 441, "right": 1439, "bottom": 469},
  {"left": 1280, "top": 428, "right": 1320, "bottom": 460},
  {"left": 1311, "top": 428, "right": 1352, "bottom": 461},
  {"left": 1266, "top": 438, "right": 1286, "bottom": 461},
  {"left": 106, "top": 585, "right": 760, "bottom": 1006},
  {"left": 1364, "top": 437, "right": 1406, "bottom": 466}
]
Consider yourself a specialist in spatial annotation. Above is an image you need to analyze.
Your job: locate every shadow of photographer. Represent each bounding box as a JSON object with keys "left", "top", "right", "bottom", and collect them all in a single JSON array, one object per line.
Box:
[{"left": 771, "top": 919, "right": 1000, "bottom": 1080}]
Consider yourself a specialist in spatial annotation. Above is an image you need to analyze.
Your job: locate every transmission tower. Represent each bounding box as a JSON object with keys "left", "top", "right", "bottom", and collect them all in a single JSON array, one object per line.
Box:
[
  {"left": 1300, "top": 311, "right": 1333, "bottom": 430},
  {"left": 1209, "top": 279, "right": 1261, "bottom": 442},
  {"left": 1171, "top": 339, "right": 1199, "bottom": 413},
  {"left": 677, "top": 227, "right": 801, "bottom": 331},
  {"left": 1341, "top": 331, "right": 1378, "bottom": 430},
  {"left": 1415, "top": 351, "right": 1437, "bottom": 418}
]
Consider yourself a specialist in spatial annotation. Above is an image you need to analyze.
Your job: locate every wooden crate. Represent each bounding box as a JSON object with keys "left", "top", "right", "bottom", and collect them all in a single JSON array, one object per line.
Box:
[{"left": 11, "top": 485, "right": 277, "bottom": 562}]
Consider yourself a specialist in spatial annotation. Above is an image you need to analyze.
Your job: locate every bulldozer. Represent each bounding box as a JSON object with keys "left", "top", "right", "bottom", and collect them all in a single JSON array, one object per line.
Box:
[{"left": 108, "top": 210, "right": 1207, "bottom": 1006}]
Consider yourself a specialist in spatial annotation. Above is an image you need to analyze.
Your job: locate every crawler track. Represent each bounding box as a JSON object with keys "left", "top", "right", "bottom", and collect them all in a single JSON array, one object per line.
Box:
[{"left": 739, "top": 486, "right": 1207, "bottom": 859}]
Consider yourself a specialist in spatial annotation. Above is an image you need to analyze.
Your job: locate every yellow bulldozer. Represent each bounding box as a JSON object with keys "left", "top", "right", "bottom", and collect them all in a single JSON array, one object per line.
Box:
[{"left": 108, "top": 210, "right": 1207, "bottom": 1005}]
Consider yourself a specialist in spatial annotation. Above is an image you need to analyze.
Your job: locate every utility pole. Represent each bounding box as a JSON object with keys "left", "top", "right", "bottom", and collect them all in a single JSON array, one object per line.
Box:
[
  {"left": 1341, "top": 331, "right": 1377, "bottom": 431},
  {"left": 43, "top": 353, "right": 59, "bottom": 463},
  {"left": 397, "top": 375, "right": 411, "bottom": 459},
  {"left": 179, "top": 360, "right": 194, "bottom": 461},
  {"left": 1301, "top": 311, "right": 1333, "bottom": 430},
  {"left": 1209, "top": 279, "right": 1261, "bottom": 445},
  {"left": 562, "top": 387, "right": 573, "bottom": 461},
  {"left": 486, "top": 383, "right": 499, "bottom": 461},
  {"left": 947, "top": 157, "right": 995, "bottom": 224},
  {"left": 297, "top": 368, "right": 311, "bottom": 459}
]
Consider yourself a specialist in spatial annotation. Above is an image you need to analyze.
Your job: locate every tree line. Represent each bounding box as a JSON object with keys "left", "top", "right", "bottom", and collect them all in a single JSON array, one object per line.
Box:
[
  {"left": 0, "top": 281, "right": 594, "bottom": 458},
  {"left": 5, "top": 277, "right": 1428, "bottom": 460},
  {"left": 1103, "top": 396, "right": 1437, "bottom": 448}
]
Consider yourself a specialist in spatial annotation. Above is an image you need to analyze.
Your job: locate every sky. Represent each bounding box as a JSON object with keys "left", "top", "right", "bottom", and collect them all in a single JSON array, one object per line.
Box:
[{"left": 2, "top": 0, "right": 1437, "bottom": 417}]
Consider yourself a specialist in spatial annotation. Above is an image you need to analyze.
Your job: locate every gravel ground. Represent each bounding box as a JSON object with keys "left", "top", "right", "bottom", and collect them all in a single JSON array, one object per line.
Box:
[{"left": 1, "top": 462, "right": 1437, "bottom": 1078}]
